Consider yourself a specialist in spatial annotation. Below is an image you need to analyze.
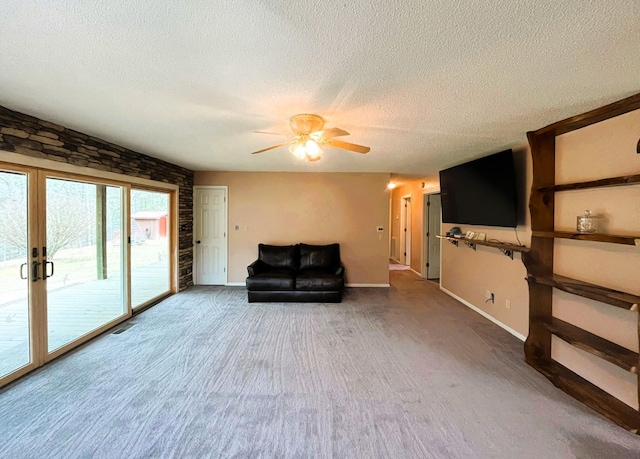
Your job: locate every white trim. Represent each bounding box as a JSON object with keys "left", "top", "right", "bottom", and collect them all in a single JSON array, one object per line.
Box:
[
  {"left": 346, "top": 283, "right": 391, "bottom": 288},
  {"left": 410, "top": 268, "right": 422, "bottom": 277},
  {"left": 440, "top": 286, "right": 527, "bottom": 342},
  {"left": 222, "top": 282, "right": 390, "bottom": 287},
  {"left": 389, "top": 257, "right": 401, "bottom": 264},
  {"left": 223, "top": 282, "right": 390, "bottom": 287}
]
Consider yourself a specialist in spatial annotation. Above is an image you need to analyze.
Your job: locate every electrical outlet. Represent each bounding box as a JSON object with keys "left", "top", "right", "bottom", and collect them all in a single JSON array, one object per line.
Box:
[{"left": 506, "top": 299, "right": 511, "bottom": 309}]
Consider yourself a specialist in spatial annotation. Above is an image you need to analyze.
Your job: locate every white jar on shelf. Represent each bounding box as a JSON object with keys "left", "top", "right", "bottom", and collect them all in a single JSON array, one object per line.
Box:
[{"left": 577, "top": 210, "right": 598, "bottom": 234}]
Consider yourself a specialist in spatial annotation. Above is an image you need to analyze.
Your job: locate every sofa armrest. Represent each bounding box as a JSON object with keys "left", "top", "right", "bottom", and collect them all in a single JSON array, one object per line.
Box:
[
  {"left": 247, "top": 259, "right": 267, "bottom": 276},
  {"left": 334, "top": 263, "right": 345, "bottom": 277}
]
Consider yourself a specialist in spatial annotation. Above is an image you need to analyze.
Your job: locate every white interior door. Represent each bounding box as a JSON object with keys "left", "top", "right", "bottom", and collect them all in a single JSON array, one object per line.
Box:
[
  {"left": 427, "top": 194, "right": 442, "bottom": 279},
  {"left": 194, "top": 187, "right": 227, "bottom": 285}
]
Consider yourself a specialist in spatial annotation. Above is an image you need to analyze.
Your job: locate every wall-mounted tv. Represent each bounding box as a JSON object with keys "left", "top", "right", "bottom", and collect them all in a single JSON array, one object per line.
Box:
[{"left": 439, "top": 149, "right": 517, "bottom": 228}]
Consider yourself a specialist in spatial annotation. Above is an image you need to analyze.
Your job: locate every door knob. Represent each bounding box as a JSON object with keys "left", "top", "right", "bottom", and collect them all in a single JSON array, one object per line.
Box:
[{"left": 196, "top": 240, "right": 201, "bottom": 244}]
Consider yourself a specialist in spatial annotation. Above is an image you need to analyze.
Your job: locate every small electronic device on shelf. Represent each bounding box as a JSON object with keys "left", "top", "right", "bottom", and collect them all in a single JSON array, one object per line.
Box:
[
  {"left": 445, "top": 226, "right": 462, "bottom": 238},
  {"left": 465, "top": 231, "right": 486, "bottom": 241}
]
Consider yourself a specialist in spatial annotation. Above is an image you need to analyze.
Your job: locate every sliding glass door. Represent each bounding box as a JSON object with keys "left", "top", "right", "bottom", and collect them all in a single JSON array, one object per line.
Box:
[
  {"left": 130, "top": 189, "right": 171, "bottom": 308},
  {"left": 0, "top": 162, "right": 176, "bottom": 388},
  {"left": 0, "top": 170, "right": 31, "bottom": 378},
  {"left": 45, "top": 177, "right": 126, "bottom": 353}
]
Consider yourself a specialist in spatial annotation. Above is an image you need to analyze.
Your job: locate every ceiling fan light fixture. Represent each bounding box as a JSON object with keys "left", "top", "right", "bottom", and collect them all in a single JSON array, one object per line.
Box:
[
  {"left": 252, "top": 113, "right": 369, "bottom": 159},
  {"left": 289, "top": 142, "right": 307, "bottom": 159},
  {"left": 305, "top": 139, "right": 322, "bottom": 158}
]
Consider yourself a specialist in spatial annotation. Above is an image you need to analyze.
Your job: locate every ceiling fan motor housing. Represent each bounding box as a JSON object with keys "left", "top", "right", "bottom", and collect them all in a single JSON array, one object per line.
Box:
[{"left": 289, "top": 114, "right": 325, "bottom": 135}]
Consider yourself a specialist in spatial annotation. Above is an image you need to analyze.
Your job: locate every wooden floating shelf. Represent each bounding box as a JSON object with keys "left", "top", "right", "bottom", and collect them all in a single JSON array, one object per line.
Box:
[
  {"left": 532, "top": 231, "right": 640, "bottom": 246},
  {"left": 527, "top": 274, "right": 640, "bottom": 311},
  {"left": 436, "top": 235, "right": 529, "bottom": 253},
  {"left": 528, "top": 356, "right": 640, "bottom": 432},
  {"left": 542, "top": 317, "right": 639, "bottom": 373},
  {"left": 537, "top": 174, "right": 640, "bottom": 193}
]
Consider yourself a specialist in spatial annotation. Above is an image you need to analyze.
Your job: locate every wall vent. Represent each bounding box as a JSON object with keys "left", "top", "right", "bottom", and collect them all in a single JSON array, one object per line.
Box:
[{"left": 112, "top": 323, "right": 136, "bottom": 335}]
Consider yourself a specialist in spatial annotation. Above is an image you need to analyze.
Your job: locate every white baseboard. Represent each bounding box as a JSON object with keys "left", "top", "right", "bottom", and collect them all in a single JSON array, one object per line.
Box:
[
  {"left": 410, "top": 268, "right": 423, "bottom": 277},
  {"left": 440, "top": 286, "right": 526, "bottom": 342},
  {"left": 389, "top": 257, "right": 401, "bottom": 264},
  {"left": 225, "top": 282, "right": 390, "bottom": 288},
  {"left": 346, "top": 283, "right": 391, "bottom": 288}
]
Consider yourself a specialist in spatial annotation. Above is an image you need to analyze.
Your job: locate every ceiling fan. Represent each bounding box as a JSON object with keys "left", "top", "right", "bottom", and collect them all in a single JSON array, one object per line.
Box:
[{"left": 251, "top": 114, "right": 370, "bottom": 161}]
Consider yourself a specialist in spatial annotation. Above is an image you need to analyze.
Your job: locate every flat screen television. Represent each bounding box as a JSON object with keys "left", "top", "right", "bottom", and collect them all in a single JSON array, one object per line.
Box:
[{"left": 439, "top": 149, "right": 517, "bottom": 227}]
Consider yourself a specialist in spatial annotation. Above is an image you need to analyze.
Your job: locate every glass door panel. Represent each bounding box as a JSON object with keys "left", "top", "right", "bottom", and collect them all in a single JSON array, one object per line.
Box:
[
  {"left": 45, "top": 177, "right": 125, "bottom": 352},
  {"left": 130, "top": 189, "right": 170, "bottom": 308},
  {"left": 0, "top": 171, "right": 30, "bottom": 378}
]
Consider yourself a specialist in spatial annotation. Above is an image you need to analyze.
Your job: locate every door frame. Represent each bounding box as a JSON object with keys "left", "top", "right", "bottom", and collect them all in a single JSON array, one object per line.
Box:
[
  {"left": 38, "top": 170, "right": 131, "bottom": 362},
  {"left": 422, "top": 192, "right": 442, "bottom": 280},
  {"left": 400, "top": 194, "right": 411, "bottom": 266},
  {"left": 129, "top": 184, "right": 179, "bottom": 313},
  {"left": 193, "top": 185, "right": 228, "bottom": 286}
]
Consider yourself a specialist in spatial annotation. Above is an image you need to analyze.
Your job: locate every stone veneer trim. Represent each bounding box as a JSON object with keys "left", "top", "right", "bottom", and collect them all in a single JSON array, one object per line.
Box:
[{"left": 0, "top": 105, "right": 194, "bottom": 290}]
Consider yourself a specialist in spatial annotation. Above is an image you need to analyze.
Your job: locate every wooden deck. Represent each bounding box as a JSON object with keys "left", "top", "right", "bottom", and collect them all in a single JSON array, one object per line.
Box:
[{"left": 0, "top": 262, "right": 169, "bottom": 378}]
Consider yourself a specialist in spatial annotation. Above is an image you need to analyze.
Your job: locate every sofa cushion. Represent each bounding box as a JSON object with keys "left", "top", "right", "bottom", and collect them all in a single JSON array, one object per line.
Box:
[
  {"left": 258, "top": 244, "right": 299, "bottom": 271},
  {"left": 299, "top": 243, "right": 340, "bottom": 271},
  {"left": 246, "top": 272, "right": 295, "bottom": 291},
  {"left": 295, "top": 271, "right": 344, "bottom": 291}
]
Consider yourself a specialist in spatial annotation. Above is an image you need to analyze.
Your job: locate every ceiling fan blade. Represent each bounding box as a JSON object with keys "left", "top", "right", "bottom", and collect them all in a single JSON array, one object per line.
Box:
[
  {"left": 326, "top": 138, "right": 370, "bottom": 154},
  {"left": 316, "top": 127, "right": 350, "bottom": 138},
  {"left": 251, "top": 142, "right": 290, "bottom": 154},
  {"left": 254, "top": 131, "right": 289, "bottom": 136}
]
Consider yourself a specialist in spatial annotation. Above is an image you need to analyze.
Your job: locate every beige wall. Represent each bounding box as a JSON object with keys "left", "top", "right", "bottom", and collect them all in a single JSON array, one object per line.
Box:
[
  {"left": 551, "top": 108, "right": 640, "bottom": 409},
  {"left": 440, "top": 148, "right": 532, "bottom": 338},
  {"left": 194, "top": 172, "right": 391, "bottom": 285}
]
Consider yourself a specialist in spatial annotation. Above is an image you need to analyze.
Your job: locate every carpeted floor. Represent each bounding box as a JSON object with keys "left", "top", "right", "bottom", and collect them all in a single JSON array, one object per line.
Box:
[{"left": 1, "top": 271, "right": 639, "bottom": 458}]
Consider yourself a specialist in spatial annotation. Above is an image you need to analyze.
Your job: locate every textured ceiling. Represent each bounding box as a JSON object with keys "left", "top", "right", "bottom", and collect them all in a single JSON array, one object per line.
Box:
[{"left": 1, "top": 0, "right": 639, "bottom": 176}]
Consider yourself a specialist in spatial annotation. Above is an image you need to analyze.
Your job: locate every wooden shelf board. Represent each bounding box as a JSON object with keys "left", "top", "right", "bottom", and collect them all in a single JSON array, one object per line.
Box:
[
  {"left": 541, "top": 317, "right": 639, "bottom": 373},
  {"left": 527, "top": 273, "right": 640, "bottom": 311},
  {"left": 538, "top": 174, "right": 640, "bottom": 193},
  {"left": 532, "top": 231, "right": 640, "bottom": 246},
  {"left": 532, "top": 92, "right": 640, "bottom": 137},
  {"left": 436, "top": 235, "right": 529, "bottom": 253},
  {"left": 527, "top": 356, "right": 640, "bottom": 433}
]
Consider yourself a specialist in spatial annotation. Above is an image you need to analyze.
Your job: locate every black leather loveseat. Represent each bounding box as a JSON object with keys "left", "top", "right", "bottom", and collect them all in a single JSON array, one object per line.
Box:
[{"left": 246, "top": 243, "right": 345, "bottom": 302}]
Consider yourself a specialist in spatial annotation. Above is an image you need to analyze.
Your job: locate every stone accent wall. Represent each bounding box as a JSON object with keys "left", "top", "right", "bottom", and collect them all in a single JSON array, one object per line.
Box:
[{"left": 0, "top": 105, "right": 194, "bottom": 290}]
